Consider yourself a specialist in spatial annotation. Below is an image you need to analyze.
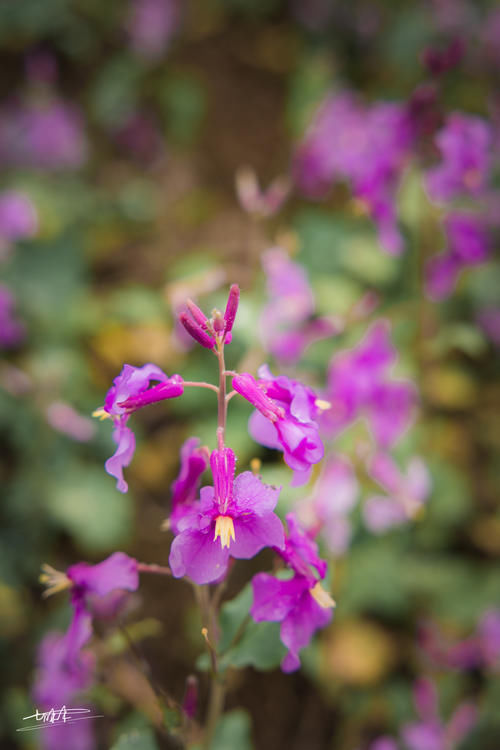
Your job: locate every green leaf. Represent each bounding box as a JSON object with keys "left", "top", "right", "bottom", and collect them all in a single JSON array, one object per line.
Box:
[
  {"left": 47, "top": 465, "right": 133, "bottom": 553},
  {"left": 211, "top": 709, "right": 254, "bottom": 750},
  {"left": 109, "top": 728, "right": 159, "bottom": 750}
]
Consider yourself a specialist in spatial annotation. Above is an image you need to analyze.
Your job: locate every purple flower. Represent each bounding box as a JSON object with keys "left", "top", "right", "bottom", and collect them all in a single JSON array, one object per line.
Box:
[
  {"left": 419, "top": 610, "right": 500, "bottom": 671},
  {"left": 234, "top": 366, "right": 325, "bottom": 486},
  {"left": 297, "top": 455, "right": 358, "bottom": 556},
  {"left": 33, "top": 631, "right": 94, "bottom": 709},
  {"left": 169, "top": 447, "right": 284, "bottom": 585},
  {"left": 251, "top": 513, "right": 334, "bottom": 672},
  {"left": 426, "top": 213, "right": 490, "bottom": 300},
  {"left": 323, "top": 321, "right": 417, "bottom": 449},
  {"left": 294, "top": 92, "right": 414, "bottom": 254},
  {"left": 0, "top": 190, "right": 38, "bottom": 243},
  {"left": 478, "top": 610, "right": 500, "bottom": 669},
  {"left": 425, "top": 113, "right": 493, "bottom": 202},
  {"left": 94, "top": 363, "right": 183, "bottom": 492},
  {"left": 127, "top": 0, "right": 180, "bottom": 61},
  {"left": 0, "top": 284, "right": 26, "bottom": 348},
  {"left": 402, "top": 678, "right": 477, "bottom": 750},
  {"left": 32, "top": 633, "right": 96, "bottom": 750},
  {"left": 46, "top": 553, "right": 139, "bottom": 665},
  {"left": 235, "top": 168, "right": 290, "bottom": 217},
  {"left": 259, "top": 247, "right": 339, "bottom": 364},
  {"left": 169, "top": 437, "right": 209, "bottom": 534},
  {"left": 363, "top": 452, "right": 431, "bottom": 533},
  {"left": 0, "top": 99, "right": 87, "bottom": 170}
]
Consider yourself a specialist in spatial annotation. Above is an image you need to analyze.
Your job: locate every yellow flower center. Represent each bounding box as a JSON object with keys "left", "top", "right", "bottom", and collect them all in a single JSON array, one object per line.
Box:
[
  {"left": 310, "top": 581, "right": 336, "bottom": 609},
  {"left": 315, "top": 398, "right": 332, "bottom": 411},
  {"left": 39, "top": 564, "right": 72, "bottom": 598},
  {"left": 92, "top": 407, "right": 110, "bottom": 420},
  {"left": 214, "top": 515, "right": 236, "bottom": 549}
]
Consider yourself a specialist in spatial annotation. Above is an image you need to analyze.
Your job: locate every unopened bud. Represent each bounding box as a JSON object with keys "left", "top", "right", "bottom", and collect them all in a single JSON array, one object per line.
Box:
[
  {"left": 182, "top": 675, "right": 198, "bottom": 720},
  {"left": 186, "top": 299, "right": 208, "bottom": 328},
  {"left": 179, "top": 312, "right": 214, "bottom": 349},
  {"left": 224, "top": 284, "right": 240, "bottom": 337}
]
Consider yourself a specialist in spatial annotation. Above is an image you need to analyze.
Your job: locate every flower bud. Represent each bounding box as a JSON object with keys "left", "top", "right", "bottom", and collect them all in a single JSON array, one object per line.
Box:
[{"left": 179, "top": 312, "right": 215, "bottom": 349}]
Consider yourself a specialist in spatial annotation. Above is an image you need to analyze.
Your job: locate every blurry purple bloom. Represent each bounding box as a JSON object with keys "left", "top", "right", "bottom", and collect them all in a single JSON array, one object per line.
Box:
[
  {"left": 234, "top": 366, "right": 325, "bottom": 486},
  {"left": 251, "top": 513, "right": 334, "bottom": 672},
  {"left": 236, "top": 167, "right": 290, "bottom": 217},
  {"left": 478, "top": 610, "right": 500, "bottom": 668},
  {"left": 95, "top": 363, "right": 183, "bottom": 492},
  {"left": 169, "top": 437, "right": 209, "bottom": 534},
  {"left": 0, "top": 284, "right": 26, "bottom": 348},
  {"left": 363, "top": 452, "right": 431, "bottom": 533},
  {"left": 33, "top": 631, "right": 94, "bottom": 708},
  {"left": 419, "top": 610, "right": 500, "bottom": 671},
  {"left": 0, "top": 190, "right": 38, "bottom": 242},
  {"left": 402, "top": 678, "right": 477, "bottom": 750},
  {"left": 46, "top": 402, "right": 95, "bottom": 442},
  {"left": 33, "top": 631, "right": 95, "bottom": 750},
  {"left": 0, "top": 99, "right": 87, "bottom": 170},
  {"left": 169, "top": 447, "right": 284, "bottom": 585},
  {"left": 297, "top": 455, "right": 358, "bottom": 556},
  {"left": 426, "top": 213, "right": 490, "bottom": 300},
  {"left": 127, "top": 0, "right": 180, "bottom": 61},
  {"left": 323, "top": 320, "right": 417, "bottom": 449},
  {"left": 65, "top": 553, "right": 139, "bottom": 663},
  {"left": 259, "top": 247, "right": 339, "bottom": 364},
  {"left": 425, "top": 113, "right": 492, "bottom": 202},
  {"left": 294, "top": 92, "right": 414, "bottom": 254}
]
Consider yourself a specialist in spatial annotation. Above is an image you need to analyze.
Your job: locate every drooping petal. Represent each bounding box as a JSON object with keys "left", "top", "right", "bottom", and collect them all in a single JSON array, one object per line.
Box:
[
  {"left": 230, "top": 511, "right": 284, "bottom": 558},
  {"left": 105, "top": 423, "right": 135, "bottom": 493},
  {"left": 251, "top": 573, "right": 306, "bottom": 622},
  {"left": 169, "top": 528, "right": 229, "bottom": 585}
]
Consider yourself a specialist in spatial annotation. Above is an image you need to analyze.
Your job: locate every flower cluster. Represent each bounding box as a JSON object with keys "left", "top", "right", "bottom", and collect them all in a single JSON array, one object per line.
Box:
[
  {"left": 293, "top": 91, "right": 415, "bottom": 254},
  {"left": 322, "top": 320, "right": 417, "bottom": 450},
  {"left": 259, "top": 247, "right": 339, "bottom": 365}
]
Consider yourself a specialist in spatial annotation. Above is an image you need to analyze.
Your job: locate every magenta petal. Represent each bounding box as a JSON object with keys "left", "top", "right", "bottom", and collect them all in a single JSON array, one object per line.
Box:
[
  {"left": 248, "top": 409, "right": 281, "bottom": 449},
  {"left": 233, "top": 471, "right": 280, "bottom": 514},
  {"left": 67, "top": 552, "right": 139, "bottom": 596},
  {"left": 169, "top": 529, "right": 229, "bottom": 584},
  {"left": 105, "top": 423, "right": 135, "bottom": 493},
  {"left": 251, "top": 573, "right": 303, "bottom": 621},
  {"left": 231, "top": 512, "right": 284, "bottom": 558}
]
